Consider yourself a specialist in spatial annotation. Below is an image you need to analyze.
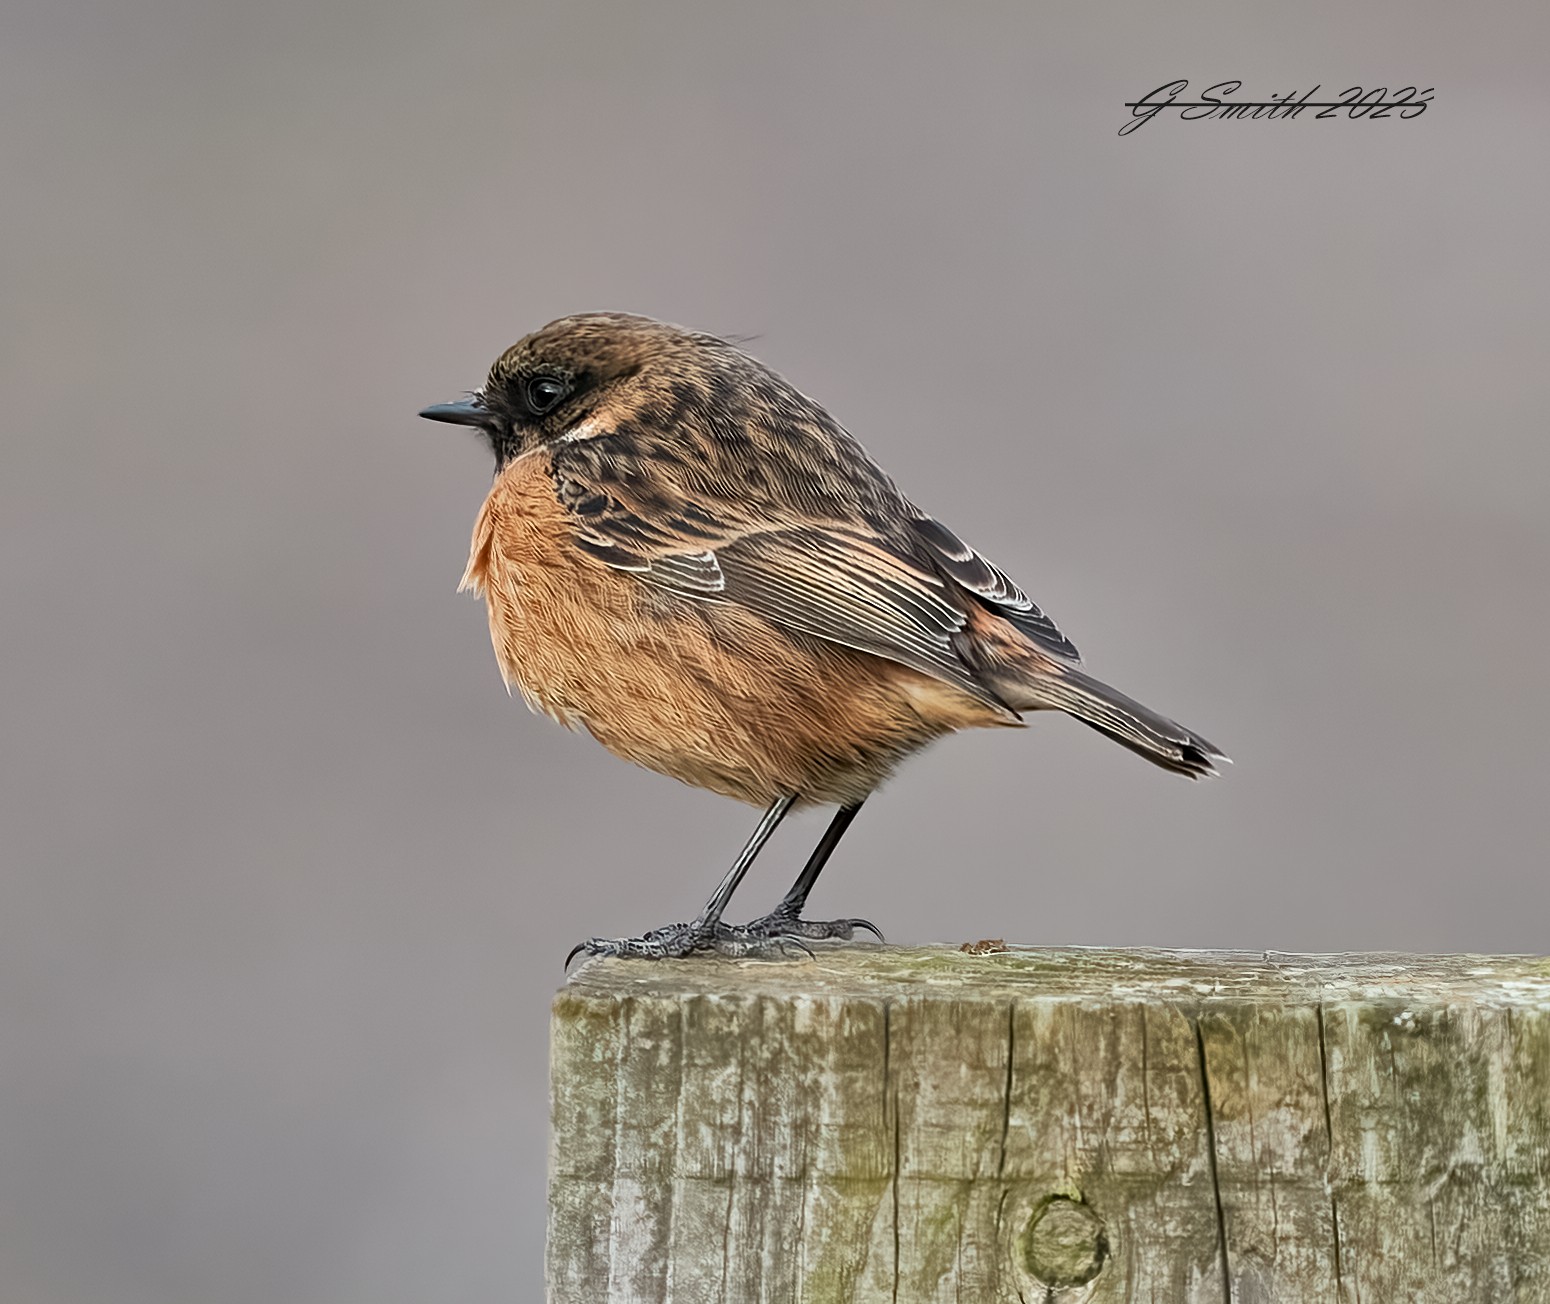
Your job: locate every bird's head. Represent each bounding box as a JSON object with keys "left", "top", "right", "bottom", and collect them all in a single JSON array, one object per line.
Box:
[{"left": 419, "top": 312, "right": 735, "bottom": 468}]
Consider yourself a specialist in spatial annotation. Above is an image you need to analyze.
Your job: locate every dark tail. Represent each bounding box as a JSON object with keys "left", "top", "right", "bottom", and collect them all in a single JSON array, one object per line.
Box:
[{"left": 993, "top": 665, "right": 1229, "bottom": 779}]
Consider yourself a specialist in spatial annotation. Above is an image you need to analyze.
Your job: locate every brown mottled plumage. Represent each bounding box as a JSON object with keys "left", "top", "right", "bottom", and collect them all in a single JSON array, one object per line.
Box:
[
  {"left": 422, "top": 312, "right": 1227, "bottom": 959},
  {"left": 460, "top": 455, "right": 1004, "bottom": 808}
]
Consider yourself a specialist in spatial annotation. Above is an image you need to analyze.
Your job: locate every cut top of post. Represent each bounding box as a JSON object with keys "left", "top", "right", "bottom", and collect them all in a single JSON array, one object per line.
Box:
[{"left": 563, "top": 944, "right": 1550, "bottom": 1008}]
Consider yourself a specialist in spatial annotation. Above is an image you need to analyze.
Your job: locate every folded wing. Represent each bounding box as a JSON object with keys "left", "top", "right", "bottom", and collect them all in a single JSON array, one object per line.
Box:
[{"left": 550, "top": 441, "right": 1077, "bottom": 713}]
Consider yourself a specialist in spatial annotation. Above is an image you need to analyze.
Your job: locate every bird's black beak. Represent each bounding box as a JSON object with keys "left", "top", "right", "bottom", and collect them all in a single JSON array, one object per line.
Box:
[{"left": 419, "top": 396, "right": 490, "bottom": 426}]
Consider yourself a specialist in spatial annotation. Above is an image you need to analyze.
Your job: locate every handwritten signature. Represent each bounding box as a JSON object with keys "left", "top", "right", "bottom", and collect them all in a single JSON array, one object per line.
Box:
[{"left": 1121, "top": 80, "right": 1434, "bottom": 136}]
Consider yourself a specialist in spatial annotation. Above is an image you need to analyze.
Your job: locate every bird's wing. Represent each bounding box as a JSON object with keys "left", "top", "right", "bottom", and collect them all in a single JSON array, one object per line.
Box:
[
  {"left": 551, "top": 464, "right": 1011, "bottom": 707},
  {"left": 905, "top": 511, "right": 1080, "bottom": 662}
]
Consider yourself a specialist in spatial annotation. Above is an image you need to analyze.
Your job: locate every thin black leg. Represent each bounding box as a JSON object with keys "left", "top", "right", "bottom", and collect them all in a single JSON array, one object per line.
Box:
[
  {"left": 566, "top": 794, "right": 797, "bottom": 964},
  {"left": 694, "top": 793, "right": 797, "bottom": 926},
  {"left": 735, "top": 800, "right": 882, "bottom": 946},
  {"left": 776, "top": 801, "right": 865, "bottom": 917}
]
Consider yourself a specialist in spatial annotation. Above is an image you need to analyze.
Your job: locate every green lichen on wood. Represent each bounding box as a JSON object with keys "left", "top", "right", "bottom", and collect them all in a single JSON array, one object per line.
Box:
[{"left": 549, "top": 946, "right": 1550, "bottom": 1302}]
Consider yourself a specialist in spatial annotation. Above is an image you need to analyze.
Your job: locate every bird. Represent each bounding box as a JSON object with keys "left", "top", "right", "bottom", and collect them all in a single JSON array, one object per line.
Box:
[{"left": 421, "top": 312, "right": 1228, "bottom": 961}]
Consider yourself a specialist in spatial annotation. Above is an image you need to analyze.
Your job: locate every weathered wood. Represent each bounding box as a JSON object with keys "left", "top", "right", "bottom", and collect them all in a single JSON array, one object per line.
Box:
[{"left": 548, "top": 946, "right": 1550, "bottom": 1302}]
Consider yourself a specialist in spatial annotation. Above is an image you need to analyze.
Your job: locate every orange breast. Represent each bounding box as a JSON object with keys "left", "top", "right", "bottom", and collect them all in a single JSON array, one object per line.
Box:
[{"left": 459, "top": 448, "right": 1012, "bottom": 806}]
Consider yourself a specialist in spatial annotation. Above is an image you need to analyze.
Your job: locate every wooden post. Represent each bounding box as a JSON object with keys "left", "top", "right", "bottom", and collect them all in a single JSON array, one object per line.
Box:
[{"left": 547, "top": 946, "right": 1550, "bottom": 1302}]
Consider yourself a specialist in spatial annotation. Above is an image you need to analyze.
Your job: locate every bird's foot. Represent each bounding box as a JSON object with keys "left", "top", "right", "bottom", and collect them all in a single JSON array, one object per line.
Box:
[
  {"left": 736, "top": 905, "right": 884, "bottom": 946},
  {"left": 566, "top": 917, "right": 798, "bottom": 966},
  {"left": 566, "top": 909, "right": 882, "bottom": 967}
]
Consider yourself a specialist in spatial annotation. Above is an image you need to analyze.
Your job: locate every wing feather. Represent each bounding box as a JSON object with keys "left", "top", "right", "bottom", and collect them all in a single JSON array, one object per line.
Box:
[
  {"left": 547, "top": 429, "right": 1066, "bottom": 710},
  {"left": 909, "top": 513, "right": 1080, "bottom": 661},
  {"left": 710, "top": 528, "right": 983, "bottom": 692}
]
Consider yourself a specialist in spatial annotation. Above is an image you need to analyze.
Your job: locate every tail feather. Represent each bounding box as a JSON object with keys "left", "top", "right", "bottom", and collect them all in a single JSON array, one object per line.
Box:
[{"left": 995, "top": 665, "right": 1229, "bottom": 779}]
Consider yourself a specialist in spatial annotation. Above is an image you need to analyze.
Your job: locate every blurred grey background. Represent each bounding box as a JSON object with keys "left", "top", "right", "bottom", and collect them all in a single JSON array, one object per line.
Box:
[{"left": 3, "top": 0, "right": 1547, "bottom": 1300}]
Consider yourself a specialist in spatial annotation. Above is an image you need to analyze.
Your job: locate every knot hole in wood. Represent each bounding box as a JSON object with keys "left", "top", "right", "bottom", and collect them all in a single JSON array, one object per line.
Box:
[{"left": 1021, "top": 1194, "right": 1109, "bottom": 1291}]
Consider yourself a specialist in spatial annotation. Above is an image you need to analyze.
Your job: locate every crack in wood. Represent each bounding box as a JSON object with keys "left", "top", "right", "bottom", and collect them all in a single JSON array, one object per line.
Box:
[
  {"left": 997, "top": 1000, "right": 1015, "bottom": 1181},
  {"left": 885, "top": 998, "right": 899, "bottom": 1303},
  {"left": 1316, "top": 1002, "right": 1334, "bottom": 1152},
  {"left": 1194, "top": 1016, "right": 1233, "bottom": 1304}
]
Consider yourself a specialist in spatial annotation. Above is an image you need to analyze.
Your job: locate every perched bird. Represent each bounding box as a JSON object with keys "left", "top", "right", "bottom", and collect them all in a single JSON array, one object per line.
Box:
[{"left": 422, "top": 313, "right": 1227, "bottom": 960}]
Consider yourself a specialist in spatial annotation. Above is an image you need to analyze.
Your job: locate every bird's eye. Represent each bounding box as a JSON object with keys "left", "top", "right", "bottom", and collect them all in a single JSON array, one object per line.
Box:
[{"left": 525, "top": 376, "right": 568, "bottom": 415}]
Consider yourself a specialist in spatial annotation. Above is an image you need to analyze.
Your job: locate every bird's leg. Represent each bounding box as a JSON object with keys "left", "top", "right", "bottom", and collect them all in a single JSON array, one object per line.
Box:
[
  {"left": 567, "top": 795, "right": 797, "bottom": 963},
  {"left": 733, "top": 801, "right": 882, "bottom": 945}
]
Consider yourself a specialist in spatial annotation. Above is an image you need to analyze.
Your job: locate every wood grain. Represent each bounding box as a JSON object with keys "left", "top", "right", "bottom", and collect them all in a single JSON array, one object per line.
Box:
[{"left": 548, "top": 947, "right": 1550, "bottom": 1302}]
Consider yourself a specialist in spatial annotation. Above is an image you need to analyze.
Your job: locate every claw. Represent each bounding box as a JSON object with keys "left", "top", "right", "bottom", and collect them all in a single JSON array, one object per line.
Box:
[
  {"left": 561, "top": 920, "right": 722, "bottom": 965},
  {"left": 735, "top": 907, "right": 886, "bottom": 948}
]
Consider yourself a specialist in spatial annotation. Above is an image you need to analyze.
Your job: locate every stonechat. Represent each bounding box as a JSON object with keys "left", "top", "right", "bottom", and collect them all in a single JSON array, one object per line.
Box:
[{"left": 421, "top": 313, "right": 1227, "bottom": 959}]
